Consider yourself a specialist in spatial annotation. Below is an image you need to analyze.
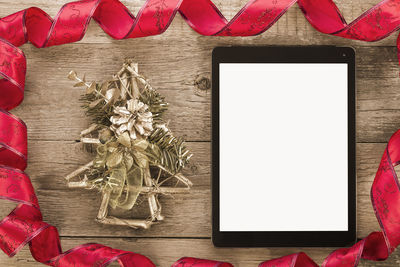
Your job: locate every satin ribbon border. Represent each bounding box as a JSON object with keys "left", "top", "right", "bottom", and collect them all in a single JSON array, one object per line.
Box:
[{"left": 1, "top": 0, "right": 400, "bottom": 266}]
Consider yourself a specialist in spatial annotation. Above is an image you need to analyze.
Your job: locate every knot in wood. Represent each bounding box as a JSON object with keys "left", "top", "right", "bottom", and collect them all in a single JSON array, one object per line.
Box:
[{"left": 194, "top": 76, "right": 211, "bottom": 91}]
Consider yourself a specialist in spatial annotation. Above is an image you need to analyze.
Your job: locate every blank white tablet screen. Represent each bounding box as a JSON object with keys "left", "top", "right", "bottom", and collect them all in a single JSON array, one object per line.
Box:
[{"left": 219, "top": 63, "right": 348, "bottom": 231}]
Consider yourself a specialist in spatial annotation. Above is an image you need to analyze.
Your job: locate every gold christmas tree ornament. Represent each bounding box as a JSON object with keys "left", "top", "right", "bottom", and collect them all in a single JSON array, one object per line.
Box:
[
  {"left": 110, "top": 99, "right": 153, "bottom": 139},
  {"left": 64, "top": 60, "right": 193, "bottom": 229}
]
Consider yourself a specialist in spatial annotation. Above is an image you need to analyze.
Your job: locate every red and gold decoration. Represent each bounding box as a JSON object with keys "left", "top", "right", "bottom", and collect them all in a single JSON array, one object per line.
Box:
[
  {"left": 1, "top": 0, "right": 400, "bottom": 266},
  {"left": 65, "top": 60, "right": 193, "bottom": 230}
]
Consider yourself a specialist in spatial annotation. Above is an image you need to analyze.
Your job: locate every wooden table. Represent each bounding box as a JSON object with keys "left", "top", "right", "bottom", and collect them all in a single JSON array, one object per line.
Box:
[{"left": 0, "top": 0, "right": 399, "bottom": 266}]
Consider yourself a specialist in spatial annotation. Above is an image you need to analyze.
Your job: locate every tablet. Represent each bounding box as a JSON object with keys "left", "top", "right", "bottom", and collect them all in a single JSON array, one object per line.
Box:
[{"left": 212, "top": 46, "right": 356, "bottom": 247}]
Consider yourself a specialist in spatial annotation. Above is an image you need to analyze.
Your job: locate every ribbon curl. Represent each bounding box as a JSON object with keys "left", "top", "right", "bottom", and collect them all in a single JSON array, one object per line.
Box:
[{"left": 1, "top": 0, "right": 400, "bottom": 266}]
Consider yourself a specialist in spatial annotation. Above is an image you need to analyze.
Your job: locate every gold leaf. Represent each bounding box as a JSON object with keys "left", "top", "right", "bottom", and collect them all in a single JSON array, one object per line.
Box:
[
  {"left": 99, "top": 128, "right": 113, "bottom": 144},
  {"left": 124, "top": 153, "right": 134, "bottom": 171},
  {"left": 104, "top": 88, "right": 121, "bottom": 108},
  {"left": 96, "top": 144, "right": 107, "bottom": 156},
  {"left": 100, "top": 81, "right": 110, "bottom": 95},
  {"left": 74, "top": 81, "right": 86, "bottom": 87},
  {"left": 106, "top": 151, "right": 123, "bottom": 168},
  {"left": 133, "top": 151, "right": 148, "bottom": 168},
  {"left": 86, "top": 82, "right": 96, "bottom": 94},
  {"left": 105, "top": 88, "right": 117, "bottom": 101},
  {"left": 67, "top": 70, "right": 77, "bottom": 80},
  {"left": 107, "top": 141, "right": 119, "bottom": 153},
  {"left": 118, "top": 132, "right": 131, "bottom": 147},
  {"left": 132, "top": 139, "right": 148, "bottom": 151}
]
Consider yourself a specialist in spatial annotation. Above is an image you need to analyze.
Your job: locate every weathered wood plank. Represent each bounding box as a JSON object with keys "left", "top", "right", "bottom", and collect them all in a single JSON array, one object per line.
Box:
[
  {"left": 0, "top": 0, "right": 393, "bottom": 47},
  {"left": 23, "top": 140, "right": 384, "bottom": 192},
  {"left": 0, "top": 142, "right": 388, "bottom": 238},
  {"left": 17, "top": 188, "right": 379, "bottom": 238},
  {"left": 8, "top": 43, "right": 400, "bottom": 143},
  {"left": 26, "top": 141, "right": 209, "bottom": 190},
  {"left": 15, "top": 42, "right": 212, "bottom": 142},
  {"left": 0, "top": 237, "right": 399, "bottom": 267},
  {"left": 27, "top": 188, "right": 380, "bottom": 238}
]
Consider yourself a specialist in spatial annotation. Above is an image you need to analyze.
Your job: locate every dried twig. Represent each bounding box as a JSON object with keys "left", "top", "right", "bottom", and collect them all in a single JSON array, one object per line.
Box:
[
  {"left": 65, "top": 60, "right": 192, "bottom": 229},
  {"left": 65, "top": 161, "right": 93, "bottom": 181}
]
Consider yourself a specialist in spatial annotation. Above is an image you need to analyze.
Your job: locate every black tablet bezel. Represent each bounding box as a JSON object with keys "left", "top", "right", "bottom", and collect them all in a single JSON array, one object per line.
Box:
[{"left": 212, "top": 46, "right": 356, "bottom": 247}]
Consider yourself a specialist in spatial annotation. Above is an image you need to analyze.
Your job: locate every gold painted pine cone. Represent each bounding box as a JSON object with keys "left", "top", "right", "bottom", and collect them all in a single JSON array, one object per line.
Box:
[{"left": 110, "top": 99, "right": 153, "bottom": 140}]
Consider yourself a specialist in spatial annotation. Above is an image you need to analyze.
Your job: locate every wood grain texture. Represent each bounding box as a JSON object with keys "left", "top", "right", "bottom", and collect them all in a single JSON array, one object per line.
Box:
[
  {"left": 0, "top": 238, "right": 400, "bottom": 267},
  {"left": 0, "top": 142, "right": 387, "bottom": 238},
  {"left": 1, "top": 0, "right": 400, "bottom": 266},
  {"left": 9, "top": 44, "right": 400, "bottom": 143}
]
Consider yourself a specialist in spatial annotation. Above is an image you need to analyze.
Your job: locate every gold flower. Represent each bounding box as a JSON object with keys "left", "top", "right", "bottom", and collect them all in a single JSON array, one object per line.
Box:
[{"left": 110, "top": 99, "right": 153, "bottom": 140}]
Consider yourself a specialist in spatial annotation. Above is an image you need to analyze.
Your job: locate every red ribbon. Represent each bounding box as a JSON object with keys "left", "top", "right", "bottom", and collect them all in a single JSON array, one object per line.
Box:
[{"left": 1, "top": 0, "right": 400, "bottom": 266}]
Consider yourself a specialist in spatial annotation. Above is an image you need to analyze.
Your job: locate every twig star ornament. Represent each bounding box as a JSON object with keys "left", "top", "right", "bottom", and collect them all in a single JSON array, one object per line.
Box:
[{"left": 65, "top": 60, "right": 193, "bottom": 229}]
